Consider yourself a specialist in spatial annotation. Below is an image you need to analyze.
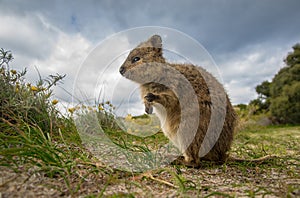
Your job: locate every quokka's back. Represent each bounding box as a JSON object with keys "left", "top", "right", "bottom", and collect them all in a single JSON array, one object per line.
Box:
[{"left": 119, "top": 35, "right": 237, "bottom": 167}]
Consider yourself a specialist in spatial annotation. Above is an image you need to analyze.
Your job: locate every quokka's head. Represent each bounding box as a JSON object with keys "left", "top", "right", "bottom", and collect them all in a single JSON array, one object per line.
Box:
[{"left": 119, "top": 35, "right": 165, "bottom": 78}]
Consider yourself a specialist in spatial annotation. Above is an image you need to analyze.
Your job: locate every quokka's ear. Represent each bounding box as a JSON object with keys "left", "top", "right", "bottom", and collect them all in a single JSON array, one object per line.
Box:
[{"left": 148, "top": 35, "right": 162, "bottom": 48}]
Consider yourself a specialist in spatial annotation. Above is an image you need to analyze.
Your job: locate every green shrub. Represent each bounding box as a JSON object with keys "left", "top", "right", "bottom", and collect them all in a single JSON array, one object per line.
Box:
[
  {"left": 0, "top": 48, "right": 67, "bottom": 135},
  {"left": 0, "top": 48, "right": 83, "bottom": 170}
]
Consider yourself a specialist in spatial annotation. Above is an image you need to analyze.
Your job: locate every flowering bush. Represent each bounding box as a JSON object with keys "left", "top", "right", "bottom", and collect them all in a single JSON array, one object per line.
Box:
[{"left": 0, "top": 48, "right": 65, "bottom": 135}]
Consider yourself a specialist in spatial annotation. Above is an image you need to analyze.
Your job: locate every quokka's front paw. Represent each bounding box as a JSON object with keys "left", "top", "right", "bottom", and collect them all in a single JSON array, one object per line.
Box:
[
  {"left": 145, "top": 105, "right": 153, "bottom": 114},
  {"left": 144, "top": 93, "right": 159, "bottom": 102}
]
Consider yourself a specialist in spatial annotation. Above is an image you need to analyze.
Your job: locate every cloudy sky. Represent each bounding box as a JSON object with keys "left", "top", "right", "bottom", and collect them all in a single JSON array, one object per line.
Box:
[{"left": 1, "top": 0, "right": 300, "bottom": 116}]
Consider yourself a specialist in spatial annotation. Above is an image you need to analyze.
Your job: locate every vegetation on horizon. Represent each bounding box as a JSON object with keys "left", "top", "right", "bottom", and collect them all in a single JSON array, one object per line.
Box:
[{"left": 249, "top": 43, "right": 300, "bottom": 124}]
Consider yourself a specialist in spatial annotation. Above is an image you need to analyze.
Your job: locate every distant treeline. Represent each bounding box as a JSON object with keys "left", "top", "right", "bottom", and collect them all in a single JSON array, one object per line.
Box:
[{"left": 250, "top": 43, "right": 300, "bottom": 124}]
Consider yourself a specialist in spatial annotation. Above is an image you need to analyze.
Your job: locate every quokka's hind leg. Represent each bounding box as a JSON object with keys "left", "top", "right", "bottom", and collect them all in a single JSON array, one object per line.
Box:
[
  {"left": 171, "top": 155, "right": 201, "bottom": 168},
  {"left": 171, "top": 150, "right": 201, "bottom": 168},
  {"left": 200, "top": 149, "right": 229, "bottom": 164},
  {"left": 183, "top": 152, "right": 201, "bottom": 168}
]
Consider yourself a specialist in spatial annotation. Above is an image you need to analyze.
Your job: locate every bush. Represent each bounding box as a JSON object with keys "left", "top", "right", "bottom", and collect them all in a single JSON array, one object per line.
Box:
[
  {"left": 0, "top": 48, "right": 68, "bottom": 136},
  {"left": 0, "top": 49, "right": 84, "bottom": 169}
]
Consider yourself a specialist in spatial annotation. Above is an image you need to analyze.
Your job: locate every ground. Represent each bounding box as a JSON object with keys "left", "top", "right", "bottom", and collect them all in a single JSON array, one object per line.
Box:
[{"left": 1, "top": 126, "right": 299, "bottom": 197}]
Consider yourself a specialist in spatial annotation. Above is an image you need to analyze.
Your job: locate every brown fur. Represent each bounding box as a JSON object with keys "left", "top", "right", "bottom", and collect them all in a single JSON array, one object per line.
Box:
[{"left": 119, "top": 35, "right": 237, "bottom": 166}]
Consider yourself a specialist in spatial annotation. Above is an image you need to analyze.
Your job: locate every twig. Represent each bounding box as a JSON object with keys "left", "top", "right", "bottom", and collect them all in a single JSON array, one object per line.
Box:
[{"left": 142, "top": 172, "right": 178, "bottom": 189}]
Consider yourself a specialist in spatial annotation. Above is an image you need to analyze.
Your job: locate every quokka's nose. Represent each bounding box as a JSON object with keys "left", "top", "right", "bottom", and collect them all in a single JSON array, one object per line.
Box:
[{"left": 119, "top": 66, "right": 126, "bottom": 75}]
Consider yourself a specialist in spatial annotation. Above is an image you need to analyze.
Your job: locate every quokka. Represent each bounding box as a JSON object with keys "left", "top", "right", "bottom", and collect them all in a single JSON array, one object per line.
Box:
[{"left": 119, "top": 35, "right": 237, "bottom": 167}]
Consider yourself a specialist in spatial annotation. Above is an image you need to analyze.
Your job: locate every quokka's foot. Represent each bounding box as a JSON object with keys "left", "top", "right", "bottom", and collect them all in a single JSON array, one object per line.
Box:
[
  {"left": 144, "top": 93, "right": 159, "bottom": 102},
  {"left": 171, "top": 156, "right": 200, "bottom": 168}
]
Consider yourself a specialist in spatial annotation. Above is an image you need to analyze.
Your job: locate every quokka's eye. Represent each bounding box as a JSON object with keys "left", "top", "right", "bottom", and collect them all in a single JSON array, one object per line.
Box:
[{"left": 132, "top": 56, "right": 140, "bottom": 63}]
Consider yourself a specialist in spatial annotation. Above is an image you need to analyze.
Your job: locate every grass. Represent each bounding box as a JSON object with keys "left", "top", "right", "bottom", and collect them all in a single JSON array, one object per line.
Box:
[{"left": 0, "top": 49, "right": 299, "bottom": 197}]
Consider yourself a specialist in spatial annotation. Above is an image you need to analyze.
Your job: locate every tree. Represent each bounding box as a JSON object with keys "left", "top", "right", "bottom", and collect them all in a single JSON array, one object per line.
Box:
[
  {"left": 251, "top": 43, "right": 300, "bottom": 124},
  {"left": 250, "top": 80, "right": 271, "bottom": 112},
  {"left": 256, "top": 80, "right": 271, "bottom": 99},
  {"left": 285, "top": 43, "right": 300, "bottom": 66}
]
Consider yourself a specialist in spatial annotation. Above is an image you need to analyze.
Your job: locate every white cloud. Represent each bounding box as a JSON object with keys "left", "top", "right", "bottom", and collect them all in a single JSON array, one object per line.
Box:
[
  {"left": 219, "top": 43, "right": 290, "bottom": 104},
  {"left": 0, "top": 11, "right": 94, "bottom": 108},
  {"left": 32, "top": 32, "right": 93, "bottom": 104},
  {"left": 32, "top": 33, "right": 91, "bottom": 74},
  {"left": 0, "top": 13, "right": 57, "bottom": 59}
]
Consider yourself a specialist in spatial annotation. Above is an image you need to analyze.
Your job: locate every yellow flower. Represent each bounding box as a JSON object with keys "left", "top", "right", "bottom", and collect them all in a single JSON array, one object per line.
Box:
[
  {"left": 31, "top": 86, "right": 39, "bottom": 91},
  {"left": 15, "top": 87, "right": 19, "bottom": 93},
  {"left": 68, "top": 107, "right": 76, "bottom": 114},
  {"left": 125, "top": 114, "right": 133, "bottom": 121},
  {"left": 98, "top": 104, "right": 104, "bottom": 111},
  {"left": 10, "top": 70, "right": 17, "bottom": 74},
  {"left": 52, "top": 99, "right": 59, "bottom": 105},
  {"left": 154, "top": 125, "right": 161, "bottom": 129}
]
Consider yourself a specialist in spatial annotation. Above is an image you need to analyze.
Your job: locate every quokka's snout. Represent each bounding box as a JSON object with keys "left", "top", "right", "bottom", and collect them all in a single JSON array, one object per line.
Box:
[{"left": 119, "top": 66, "right": 126, "bottom": 75}]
